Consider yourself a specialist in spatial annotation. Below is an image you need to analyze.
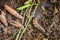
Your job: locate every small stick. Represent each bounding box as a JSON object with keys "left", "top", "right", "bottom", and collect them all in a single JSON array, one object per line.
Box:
[
  {"left": 0, "top": 10, "right": 8, "bottom": 26},
  {"left": 33, "top": 17, "right": 45, "bottom": 33},
  {"left": 8, "top": 20, "right": 24, "bottom": 29},
  {"left": 4, "top": 4, "right": 24, "bottom": 20}
]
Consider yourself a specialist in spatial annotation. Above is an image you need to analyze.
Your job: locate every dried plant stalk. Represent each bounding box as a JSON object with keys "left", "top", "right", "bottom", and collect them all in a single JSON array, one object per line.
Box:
[
  {"left": 4, "top": 4, "right": 24, "bottom": 20},
  {"left": 8, "top": 20, "right": 24, "bottom": 29},
  {"left": 0, "top": 10, "right": 8, "bottom": 26},
  {"left": 33, "top": 17, "right": 45, "bottom": 33}
]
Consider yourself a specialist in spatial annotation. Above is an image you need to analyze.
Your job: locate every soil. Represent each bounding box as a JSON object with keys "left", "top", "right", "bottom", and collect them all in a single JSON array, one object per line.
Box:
[{"left": 0, "top": 0, "right": 60, "bottom": 40}]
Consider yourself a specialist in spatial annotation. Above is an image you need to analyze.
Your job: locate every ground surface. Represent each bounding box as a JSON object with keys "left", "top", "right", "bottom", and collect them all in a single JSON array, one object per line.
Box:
[{"left": 0, "top": 0, "right": 60, "bottom": 40}]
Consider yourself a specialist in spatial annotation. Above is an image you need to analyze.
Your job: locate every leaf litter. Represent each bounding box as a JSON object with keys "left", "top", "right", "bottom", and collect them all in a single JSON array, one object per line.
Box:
[{"left": 0, "top": 0, "right": 60, "bottom": 40}]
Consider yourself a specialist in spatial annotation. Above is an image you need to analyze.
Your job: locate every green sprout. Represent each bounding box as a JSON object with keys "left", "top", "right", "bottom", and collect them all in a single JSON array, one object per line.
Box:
[{"left": 17, "top": 3, "right": 33, "bottom": 10}]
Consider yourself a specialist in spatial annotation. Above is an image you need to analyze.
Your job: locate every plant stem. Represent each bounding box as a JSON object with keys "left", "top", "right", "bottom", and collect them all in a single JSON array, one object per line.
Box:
[{"left": 15, "top": 29, "right": 21, "bottom": 40}]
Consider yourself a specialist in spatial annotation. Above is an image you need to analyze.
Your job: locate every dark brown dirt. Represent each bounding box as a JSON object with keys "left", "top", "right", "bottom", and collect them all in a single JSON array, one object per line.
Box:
[{"left": 0, "top": 0, "right": 60, "bottom": 40}]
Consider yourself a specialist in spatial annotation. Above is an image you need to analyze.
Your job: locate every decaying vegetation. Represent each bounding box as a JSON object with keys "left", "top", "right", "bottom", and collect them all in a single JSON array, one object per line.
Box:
[{"left": 0, "top": 0, "right": 60, "bottom": 40}]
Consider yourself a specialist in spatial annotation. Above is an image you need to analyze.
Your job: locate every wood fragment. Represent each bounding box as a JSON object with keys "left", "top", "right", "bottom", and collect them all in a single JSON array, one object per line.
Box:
[
  {"left": 0, "top": 10, "right": 8, "bottom": 26},
  {"left": 8, "top": 20, "right": 24, "bottom": 29},
  {"left": 4, "top": 4, "right": 24, "bottom": 20},
  {"left": 33, "top": 17, "right": 45, "bottom": 33}
]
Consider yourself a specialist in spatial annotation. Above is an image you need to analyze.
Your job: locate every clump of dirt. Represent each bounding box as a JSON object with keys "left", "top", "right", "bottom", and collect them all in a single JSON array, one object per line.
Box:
[{"left": 0, "top": 0, "right": 60, "bottom": 40}]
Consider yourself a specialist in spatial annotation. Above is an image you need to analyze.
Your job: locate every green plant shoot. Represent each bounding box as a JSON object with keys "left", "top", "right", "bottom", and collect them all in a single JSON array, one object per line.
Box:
[{"left": 17, "top": 3, "right": 33, "bottom": 10}]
